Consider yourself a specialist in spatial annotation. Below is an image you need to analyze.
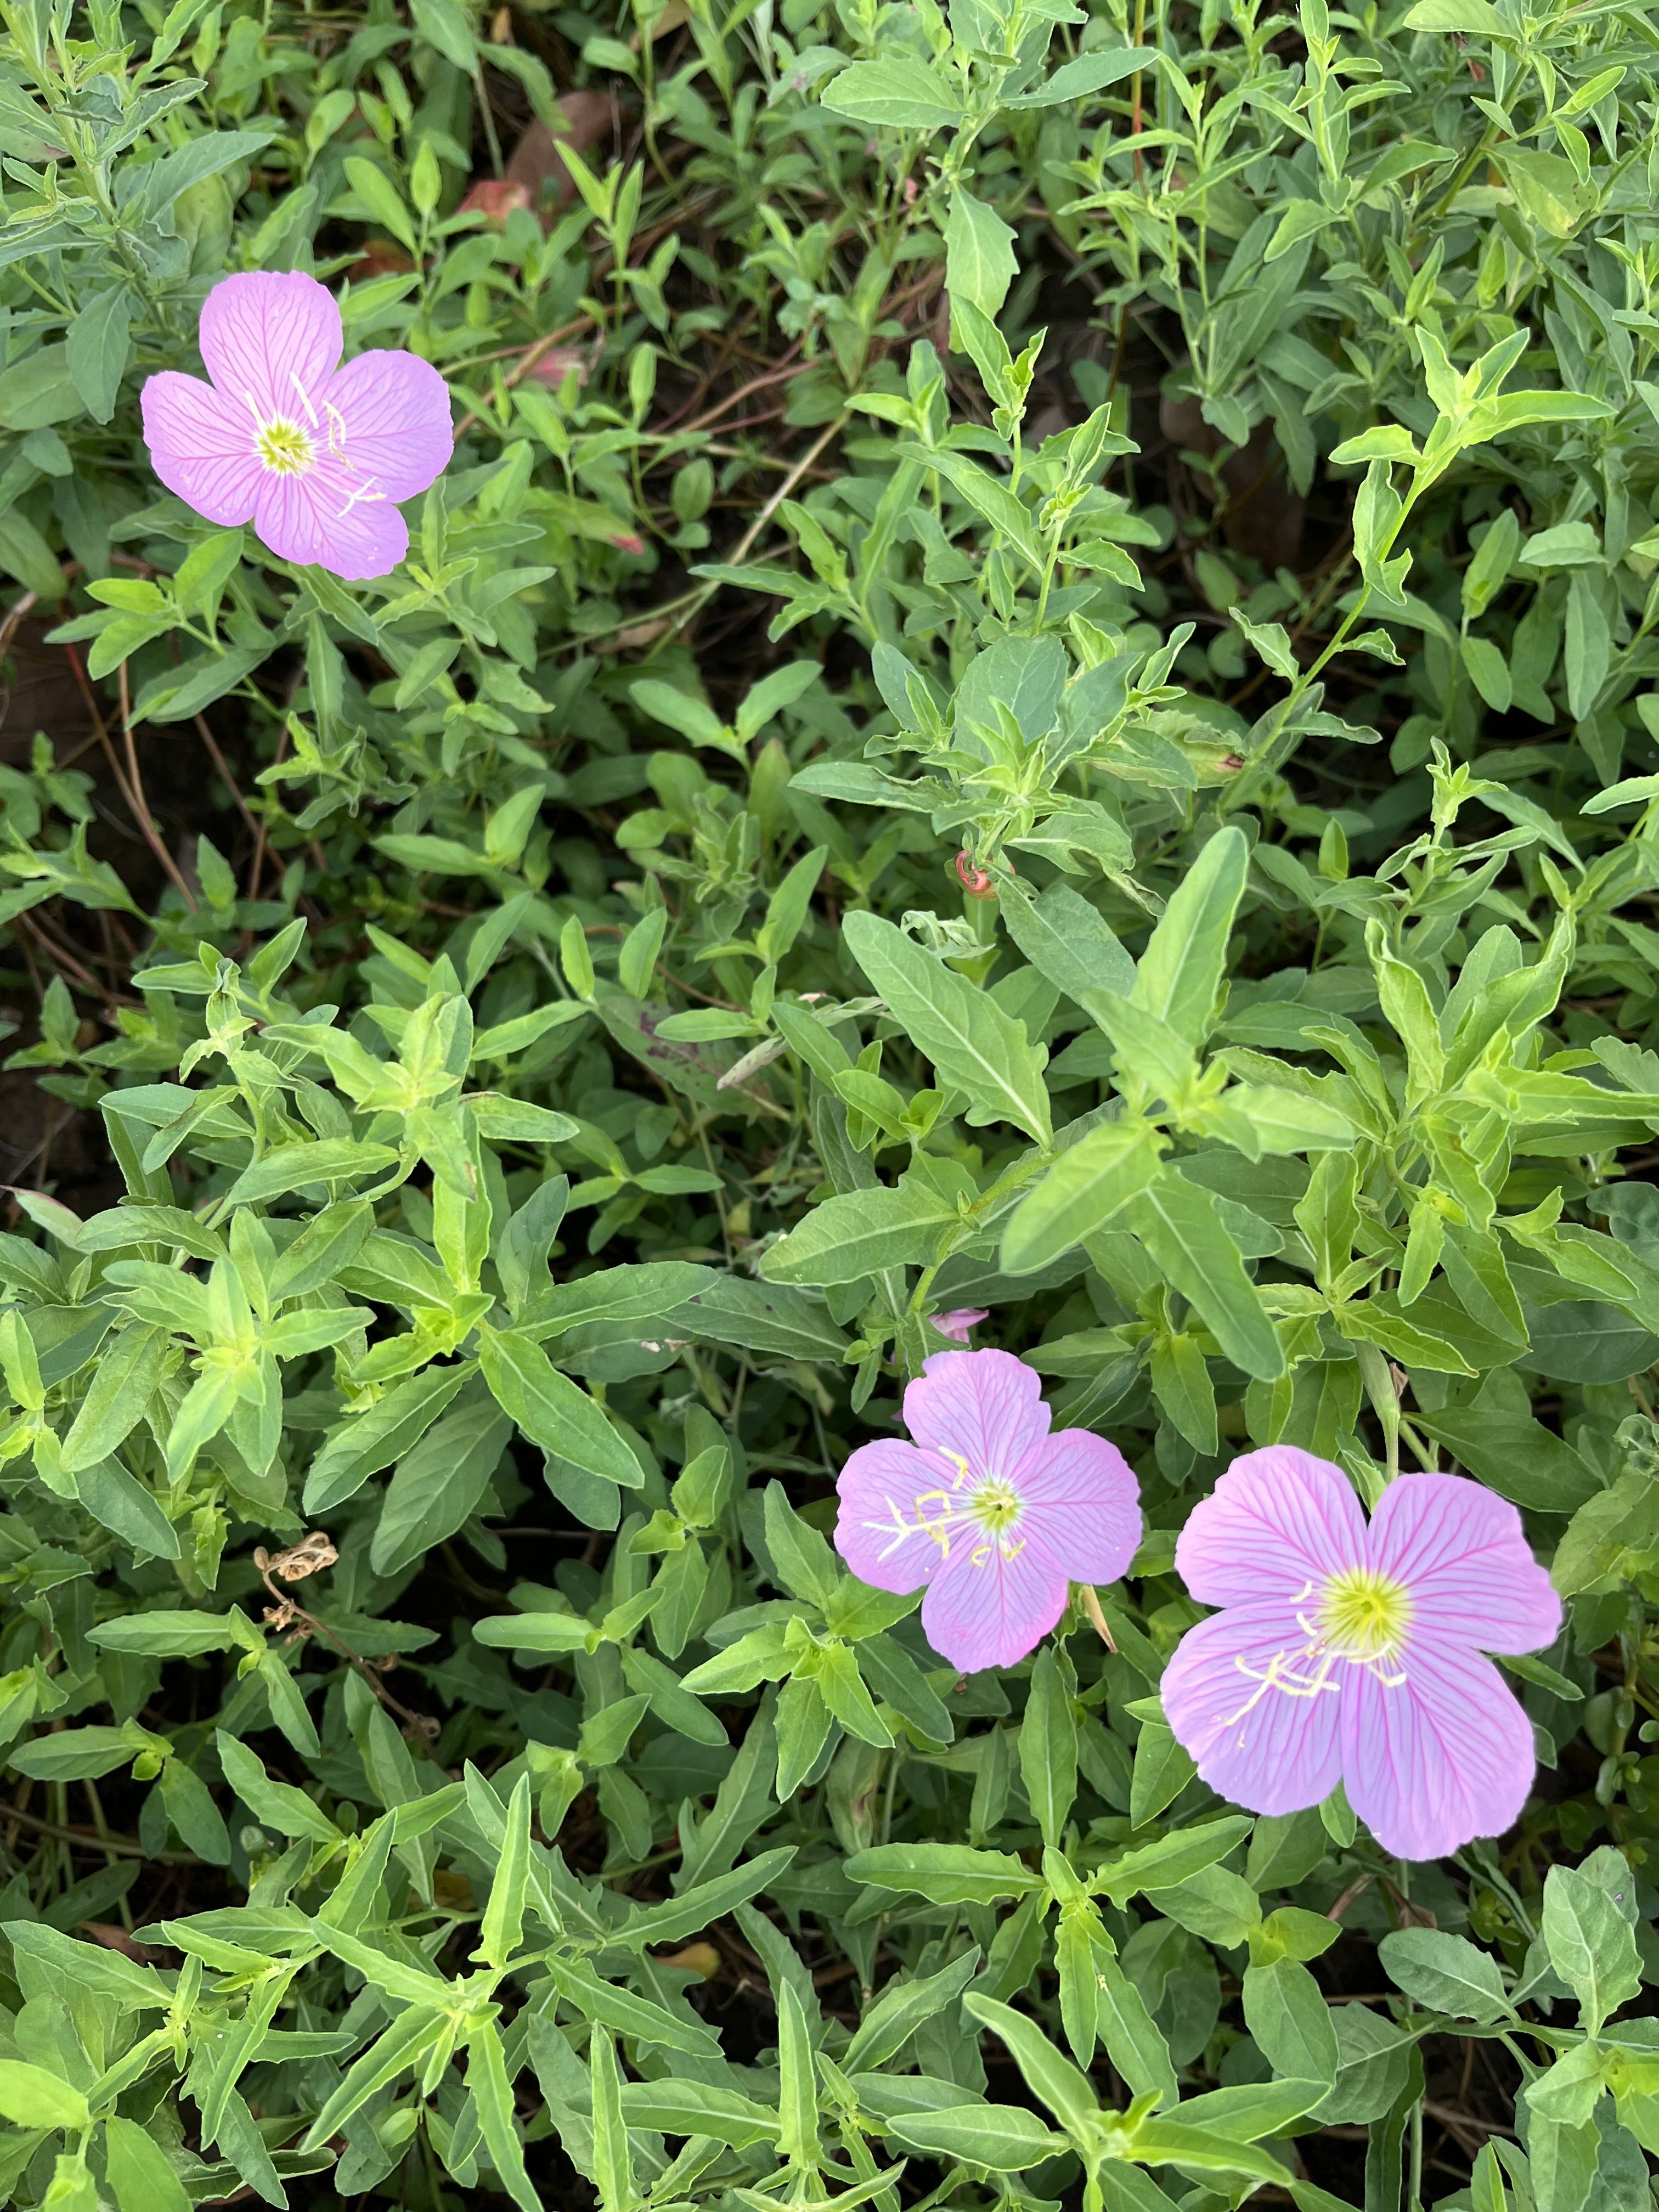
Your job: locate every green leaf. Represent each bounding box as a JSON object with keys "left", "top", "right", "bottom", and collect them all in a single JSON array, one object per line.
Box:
[
  {"left": 1133, "top": 826, "right": 1249, "bottom": 1047},
  {"left": 1129, "top": 2116, "right": 1292, "bottom": 2183},
  {"left": 224, "top": 1138, "right": 399, "bottom": 1207},
  {"left": 65, "top": 284, "right": 133, "bottom": 425},
  {"left": 761, "top": 1178, "right": 959, "bottom": 1285},
  {"left": 944, "top": 185, "right": 1018, "bottom": 320},
  {"left": 843, "top": 912, "right": 1051, "bottom": 1142},
  {"left": 216, "top": 1733, "right": 342, "bottom": 1845},
  {"left": 476, "top": 1774, "right": 533, "bottom": 1973},
  {"left": 9, "top": 1725, "right": 142, "bottom": 1781},
  {"left": 998, "top": 879, "right": 1136, "bottom": 1008},
  {"left": 343, "top": 155, "right": 419, "bottom": 253},
  {"left": 846, "top": 1843, "right": 1046, "bottom": 1906},
  {"left": 1409, "top": 1404, "right": 1599, "bottom": 1513},
  {"left": 764, "top": 1481, "right": 842, "bottom": 1607},
  {"left": 668, "top": 1273, "right": 849, "bottom": 1362},
  {"left": 618, "top": 2078, "right": 780, "bottom": 2146},
  {"left": 1379, "top": 1928, "right": 1513, "bottom": 2023},
  {"left": 1551, "top": 1470, "right": 1659, "bottom": 1595},
  {"left": 8, "top": 1919, "right": 172, "bottom": 2008},
  {"left": 963, "top": 1991, "right": 1099, "bottom": 2138},
  {"left": 843, "top": 1948, "right": 984, "bottom": 2073},
  {"left": 1006, "top": 44, "right": 1154, "bottom": 104},
  {"left": 622, "top": 1846, "right": 798, "bottom": 1948},
  {"left": 631, "top": 678, "right": 729, "bottom": 750},
  {"left": 1541, "top": 1860, "right": 1643, "bottom": 2031},
  {"left": 411, "top": 0, "right": 475, "bottom": 61},
  {"left": 1127, "top": 1716, "right": 1196, "bottom": 1826},
  {"left": 475, "top": 1606, "right": 595, "bottom": 1654},
  {"left": 371, "top": 1394, "right": 512, "bottom": 1577},
  {"left": 776, "top": 1978, "right": 822, "bottom": 2166},
  {"left": 1093, "top": 1938, "right": 1179, "bottom": 2104},
  {"left": 1462, "top": 633, "right": 1512, "bottom": 713},
  {"left": 477, "top": 1324, "right": 640, "bottom": 1486},
  {"left": 889, "top": 2104, "right": 1066, "bottom": 2170},
  {"left": 1019, "top": 1647, "right": 1077, "bottom": 1848},
  {"left": 60, "top": 1322, "right": 169, "bottom": 1473},
  {"left": 820, "top": 52, "right": 966, "bottom": 131},
  {"left": 1403, "top": 0, "right": 1502, "bottom": 26},
  {"left": 304, "top": 1364, "right": 470, "bottom": 1516},
  {"left": 129, "top": 643, "right": 271, "bottom": 727},
  {"left": 1093, "top": 1816, "right": 1255, "bottom": 1904},
  {"left": 301, "top": 2006, "right": 449, "bottom": 2151},
  {"left": 549, "top": 1956, "right": 720, "bottom": 2056},
  {"left": 1493, "top": 147, "right": 1595, "bottom": 240},
  {"left": 0, "top": 344, "right": 82, "bottom": 430},
  {"left": 89, "top": 1609, "right": 245, "bottom": 1658},
  {"left": 1243, "top": 1959, "right": 1339, "bottom": 2086},
  {"left": 466, "top": 2022, "right": 543, "bottom": 2212},
  {"left": 74, "top": 1458, "right": 180, "bottom": 1558},
  {"left": 1002, "top": 1118, "right": 1165, "bottom": 1274},
  {"left": 1125, "top": 1170, "right": 1284, "bottom": 1379},
  {"left": 105, "top": 2117, "right": 191, "bottom": 2212},
  {"left": 0, "top": 2059, "right": 90, "bottom": 2131}
]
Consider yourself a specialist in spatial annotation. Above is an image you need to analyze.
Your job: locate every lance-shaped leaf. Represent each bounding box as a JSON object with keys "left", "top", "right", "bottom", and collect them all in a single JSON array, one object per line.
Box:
[
  {"left": 478, "top": 1323, "right": 641, "bottom": 1487},
  {"left": 844, "top": 911, "right": 1052, "bottom": 1143}
]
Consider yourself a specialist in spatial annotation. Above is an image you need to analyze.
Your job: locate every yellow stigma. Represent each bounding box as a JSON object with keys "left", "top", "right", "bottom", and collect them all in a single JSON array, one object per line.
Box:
[
  {"left": 969, "top": 1477, "right": 1021, "bottom": 1535},
  {"left": 255, "top": 418, "right": 314, "bottom": 475},
  {"left": 1319, "top": 1566, "right": 1412, "bottom": 1660}
]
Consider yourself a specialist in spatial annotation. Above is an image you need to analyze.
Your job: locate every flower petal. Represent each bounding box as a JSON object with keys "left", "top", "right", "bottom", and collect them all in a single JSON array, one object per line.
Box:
[
  {"left": 902, "top": 1348, "right": 1049, "bottom": 1476},
  {"left": 1163, "top": 1601, "right": 1343, "bottom": 1816},
  {"left": 1366, "top": 1473, "right": 1561, "bottom": 1656},
  {"left": 1015, "top": 1427, "right": 1142, "bottom": 1585},
  {"left": 835, "top": 1436, "right": 961, "bottom": 1595},
  {"left": 1341, "top": 1633, "right": 1537, "bottom": 1860},
  {"left": 930, "top": 1308, "right": 988, "bottom": 1345},
  {"left": 199, "top": 272, "right": 342, "bottom": 420},
  {"left": 252, "top": 467, "right": 408, "bottom": 580},
  {"left": 1175, "top": 1445, "right": 1367, "bottom": 1609},
  {"left": 920, "top": 1543, "right": 1069, "bottom": 1673},
  {"left": 320, "top": 348, "right": 454, "bottom": 502},
  {"left": 139, "top": 372, "right": 262, "bottom": 526}
]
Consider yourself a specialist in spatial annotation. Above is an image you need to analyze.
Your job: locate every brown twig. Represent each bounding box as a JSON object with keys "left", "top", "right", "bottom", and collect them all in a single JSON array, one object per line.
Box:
[
  {"left": 193, "top": 714, "right": 263, "bottom": 853},
  {"left": 0, "top": 588, "right": 41, "bottom": 665},
  {"left": 61, "top": 644, "right": 198, "bottom": 909},
  {"left": 0, "top": 1803, "right": 198, "bottom": 1864},
  {"left": 1326, "top": 1872, "right": 1375, "bottom": 1920},
  {"left": 1423, "top": 2104, "right": 1515, "bottom": 2141},
  {"left": 16, "top": 909, "right": 120, "bottom": 1008},
  {"left": 450, "top": 313, "right": 595, "bottom": 441},
  {"left": 667, "top": 345, "right": 808, "bottom": 437},
  {"left": 254, "top": 1545, "right": 439, "bottom": 1743},
  {"left": 116, "top": 659, "right": 199, "bottom": 908}
]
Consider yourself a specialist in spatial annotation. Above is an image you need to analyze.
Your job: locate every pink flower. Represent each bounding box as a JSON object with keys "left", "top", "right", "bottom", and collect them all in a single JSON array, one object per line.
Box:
[
  {"left": 1163, "top": 1447, "right": 1561, "bottom": 1861},
  {"left": 140, "top": 272, "right": 453, "bottom": 582},
  {"left": 834, "top": 1348, "right": 1141, "bottom": 1673},
  {"left": 930, "top": 1308, "right": 988, "bottom": 1345}
]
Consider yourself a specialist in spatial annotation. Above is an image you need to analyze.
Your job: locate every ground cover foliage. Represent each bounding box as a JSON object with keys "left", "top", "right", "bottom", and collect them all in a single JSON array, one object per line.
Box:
[{"left": 0, "top": 0, "right": 1658, "bottom": 2202}]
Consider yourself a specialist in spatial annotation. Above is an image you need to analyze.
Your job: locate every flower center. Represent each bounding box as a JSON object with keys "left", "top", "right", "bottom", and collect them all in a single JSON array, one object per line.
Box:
[
  {"left": 255, "top": 417, "right": 314, "bottom": 475},
  {"left": 968, "top": 1476, "right": 1022, "bottom": 1536},
  {"left": 860, "top": 1454, "right": 1028, "bottom": 1572},
  {"left": 1319, "top": 1566, "right": 1413, "bottom": 1660},
  {"left": 1220, "top": 1567, "right": 1413, "bottom": 1734}
]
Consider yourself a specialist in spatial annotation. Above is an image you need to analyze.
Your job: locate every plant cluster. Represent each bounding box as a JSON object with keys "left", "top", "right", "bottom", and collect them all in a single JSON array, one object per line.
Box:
[{"left": 0, "top": 0, "right": 1658, "bottom": 2204}]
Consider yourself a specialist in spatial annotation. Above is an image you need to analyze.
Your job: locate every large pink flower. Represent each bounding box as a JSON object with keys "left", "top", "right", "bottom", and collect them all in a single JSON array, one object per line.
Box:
[
  {"left": 1163, "top": 1447, "right": 1561, "bottom": 1861},
  {"left": 834, "top": 1348, "right": 1141, "bottom": 1673},
  {"left": 140, "top": 272, "right": 453, "bottom": 581}
]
